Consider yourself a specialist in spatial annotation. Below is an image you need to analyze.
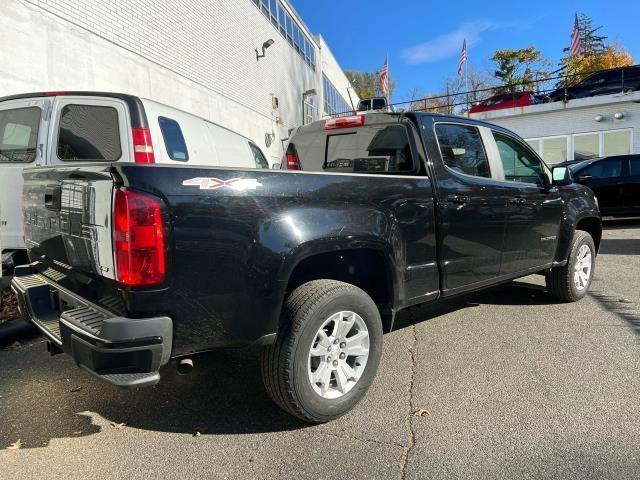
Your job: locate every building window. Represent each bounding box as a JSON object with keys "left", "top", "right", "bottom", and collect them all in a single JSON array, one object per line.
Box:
[
  {"left": 603, "top": 130, "right": 631, "bottom": 156},
  {"left": 523, "top": 136, "right": 568, "bottom": 164},
  {"left": 250, "top": 0, "right": 315, "bottom": 70},
  {"left": 303, "top": 95, "right": 317, "bottom": 125},
  {"left": 574, "top": 133, "right": 600, "bottom": 160},
  {"left": 323, "top": 74, "right": 352, "bottom": 116}
]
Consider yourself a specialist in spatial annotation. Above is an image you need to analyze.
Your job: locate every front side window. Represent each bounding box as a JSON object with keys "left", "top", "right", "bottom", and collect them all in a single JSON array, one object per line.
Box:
[
  {"left": 291, "top": 124, "right": 415, "bottom": 174},
  {"left": 493, "top": 131, "right": 545, "bottom": 184},
  {"left": 158, "top": 117, "right": 188, "bottom": 161},
  {"left": 434, "top": 123, "right": 490, "bottom": 178},
  {"left": 630, "top": 158, "right": 640, "bottom": 176},
  {"left": 0, "top": 106, "right": 41, "bottom": 163},
  {"left": 249, "top": 142, "right": 269, "bottom": 169},
  {"left": 582, "top": 159, "right": 623, "bottom": 179},
  {"left": 57, "top": 104, "right": 121, "bottom": 161}
]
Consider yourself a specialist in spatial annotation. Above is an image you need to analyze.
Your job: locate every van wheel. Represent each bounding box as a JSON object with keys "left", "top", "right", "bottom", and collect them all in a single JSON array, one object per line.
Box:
[
  {"left": 261, "top": 280, "right": 383, "bottom": 423},
  {"left": 545, "top": 230, "right": 595, "bottom": 302}
]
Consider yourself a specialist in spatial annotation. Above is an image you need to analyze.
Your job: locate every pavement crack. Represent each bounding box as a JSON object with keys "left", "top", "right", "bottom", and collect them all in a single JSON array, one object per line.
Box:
[{"left": 400, "top": 324, "right": 417, "bottom": 480}]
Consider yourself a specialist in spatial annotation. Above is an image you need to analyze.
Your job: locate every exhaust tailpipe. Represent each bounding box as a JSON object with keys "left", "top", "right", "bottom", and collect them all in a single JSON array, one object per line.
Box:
[{"left": 177, "top": 358, "right": 193, "bottom": 375}]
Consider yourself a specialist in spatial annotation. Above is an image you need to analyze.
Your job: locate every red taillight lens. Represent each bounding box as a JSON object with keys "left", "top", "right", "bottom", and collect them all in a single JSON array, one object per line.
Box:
[
  {"left": 324, "top": 115, "right": 365, "bottom": 130},
  {"left": 114, "top": 189, "right": 166, "bottom": 286},
  {"left": 132, "top": 127, "right": 155, "bottom": 164},
  {"left": 284, "top": 145, "right": 301, "bottom": 170}
]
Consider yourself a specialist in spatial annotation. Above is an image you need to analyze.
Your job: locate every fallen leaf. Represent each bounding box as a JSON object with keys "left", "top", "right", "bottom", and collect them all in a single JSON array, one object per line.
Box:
[
  {"left": 72, "top": 431, "right": 83, "bottom": 436},
  {"left": 110, "top": 422, "right": 126, "bottom": 430},
  {"left": 7, "top": 439, "right": 22, "bottom": 450},
  {"left": 413, "top": 408, "right": 430, "bottom": 417},
  {"left": 194, "top": 431, "right": 201, "bottom": 437},
  {"left": 69, "top": 386, "right": 82, "bottom": 393}
]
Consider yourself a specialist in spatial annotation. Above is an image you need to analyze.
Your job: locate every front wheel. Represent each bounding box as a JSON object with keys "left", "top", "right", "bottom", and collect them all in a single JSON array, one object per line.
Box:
[
  {"left": 545, "top": 230, "right": 595, "bottom": 302},
  {"left": 261, "top": 280, "right": 383, "bottom": 423}
]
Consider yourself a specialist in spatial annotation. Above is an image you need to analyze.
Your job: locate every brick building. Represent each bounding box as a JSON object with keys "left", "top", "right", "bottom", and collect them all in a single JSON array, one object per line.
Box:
[{"left": 0, "top": 0, "right": 357, "bottom": 164}]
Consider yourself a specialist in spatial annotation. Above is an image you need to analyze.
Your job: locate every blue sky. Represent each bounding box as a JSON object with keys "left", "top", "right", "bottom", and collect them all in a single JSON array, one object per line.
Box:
[{"left": 293, "top": 0, "right": 640, "bottom": 103}]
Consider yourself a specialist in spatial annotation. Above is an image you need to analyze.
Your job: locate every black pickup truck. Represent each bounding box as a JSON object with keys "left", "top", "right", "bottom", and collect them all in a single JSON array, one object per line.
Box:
[{"left": 12, "top": 112, "right": 601, "bottom": 423}]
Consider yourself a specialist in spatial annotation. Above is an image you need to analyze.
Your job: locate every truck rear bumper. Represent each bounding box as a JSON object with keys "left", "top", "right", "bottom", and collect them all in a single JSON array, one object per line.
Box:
[{"left": 11, "top": 265, "right": 172, "bottom": 388}]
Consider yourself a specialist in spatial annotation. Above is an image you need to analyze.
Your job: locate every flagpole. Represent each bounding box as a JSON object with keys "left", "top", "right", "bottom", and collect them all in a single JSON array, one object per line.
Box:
[{"left": 465, "top": 47, "right": 470, "bottom": 115}]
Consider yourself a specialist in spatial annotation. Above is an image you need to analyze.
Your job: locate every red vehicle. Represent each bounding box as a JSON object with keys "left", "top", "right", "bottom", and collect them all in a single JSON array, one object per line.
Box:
[{"left": 469, "top": 91, "right": 540, "bottom": 114}]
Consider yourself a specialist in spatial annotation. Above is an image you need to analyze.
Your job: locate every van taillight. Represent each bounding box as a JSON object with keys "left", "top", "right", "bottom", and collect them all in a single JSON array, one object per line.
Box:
[
  {"left": 285, "top": 144, "right": 301, "bottom": 170},
  {"left": 324, "top": 115, "right": 365, "bottom": 130},
  {"left": 132, "top": 127, "right": 155, "bottom": 164},
  {"left": 113, "top": 189, "right": 166, "bottom": 286}
]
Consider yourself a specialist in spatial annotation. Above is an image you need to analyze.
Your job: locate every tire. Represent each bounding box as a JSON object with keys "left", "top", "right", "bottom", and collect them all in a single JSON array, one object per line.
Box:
[
  {"left": 545, "top": 230, "right": 595, "bottom": 302},
  {"left": 261, "top": 280, "right": 383, "bottom": 423}
]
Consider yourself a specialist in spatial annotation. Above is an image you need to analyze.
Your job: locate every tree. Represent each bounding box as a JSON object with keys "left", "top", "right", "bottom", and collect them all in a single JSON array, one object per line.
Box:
[
  {"left": 345, "top": 70, "right": 397, "bottom": 101},
  {"left": 490, "top": 47, "right": 551, "bottom": 92},
  {"left": 559, "top": 13, "right": 634, "bottom": 86}
]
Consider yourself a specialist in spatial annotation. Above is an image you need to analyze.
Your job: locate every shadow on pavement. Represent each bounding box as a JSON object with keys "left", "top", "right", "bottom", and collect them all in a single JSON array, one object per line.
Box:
[
  {"left": 602, "top": 218, "right": 640, "bottom": 230},
  {"left": 589, "top": 289, "right": 640, "bottom": 335},
  {"left": 599, "top": 238, "right": 640, "bottom": 255}
]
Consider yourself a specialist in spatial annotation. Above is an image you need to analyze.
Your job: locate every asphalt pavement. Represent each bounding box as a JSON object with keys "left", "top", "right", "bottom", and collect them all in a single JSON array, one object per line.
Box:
[{"left": 1, "top": 220, "right": 638, "bottom": 479}]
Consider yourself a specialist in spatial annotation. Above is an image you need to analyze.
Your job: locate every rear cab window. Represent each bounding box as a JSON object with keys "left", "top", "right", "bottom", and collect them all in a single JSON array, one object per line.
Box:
[
  {"left": 57, "top": 104, "right": 122, "bottom": 161},
  {"left": 289, "top": 120, "right": 417, "bottom": 174},
  {"left": 0, "top": 107, "right": 41, "bottom": 163},
  {"left": 159, "top": 116, "right": 188, "bottom": 161},
  {"left": 434, "top": 123, "right": 491, "bottom": 178}
]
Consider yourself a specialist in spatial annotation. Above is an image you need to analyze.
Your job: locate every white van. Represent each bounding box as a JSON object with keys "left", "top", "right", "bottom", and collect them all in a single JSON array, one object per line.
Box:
[{"left": 0, "top": 91, "right": 271, "bottom": 265}]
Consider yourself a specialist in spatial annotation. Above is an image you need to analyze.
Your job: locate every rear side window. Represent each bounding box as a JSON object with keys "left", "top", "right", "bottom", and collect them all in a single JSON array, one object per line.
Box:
[
  {"left": 582, "top": 159, "right": 623, "bottom": 179},
  {"left": 291, "top": 124, "right": 415, "bottom": 174},
  {"left": 249, "top": 142, "right": 269, "bottom": 168},
  {"left": 0, "top": 107, "right": 41, "bottom": 163},
  {"left": 57, "top": 104, "right": 121, "bottom": 161},
  {"left": 630, "top": 158, "right": 640, "bottom": 176},
  {"left": 434, "top": 123, "right": 491, "bottom": 178},
  {"left": 158, "top": 117, "right": 188, "bottom": 161}
]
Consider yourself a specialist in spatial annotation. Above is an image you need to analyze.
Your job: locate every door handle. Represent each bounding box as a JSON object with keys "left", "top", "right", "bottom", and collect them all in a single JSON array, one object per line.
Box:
[
  {"left": 447, "top": 194, "right": 470, "bottom": 205},
  {"left": 509, "top": 196, "right": 526, "bottom": 206}
]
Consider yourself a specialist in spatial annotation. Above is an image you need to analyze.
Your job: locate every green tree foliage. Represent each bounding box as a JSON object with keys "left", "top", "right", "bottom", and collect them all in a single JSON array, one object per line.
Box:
[
  {"left": 490, "top": 47, "right": 551, "bottom": 92},
  {"left": 345, "top": 70, "right": 397, "bottom": 101}
]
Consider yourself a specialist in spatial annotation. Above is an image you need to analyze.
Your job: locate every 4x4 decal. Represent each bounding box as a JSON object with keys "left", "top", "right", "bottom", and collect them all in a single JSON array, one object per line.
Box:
[{"left": 182, "top": 177, "right": 262, "bottom": 191}]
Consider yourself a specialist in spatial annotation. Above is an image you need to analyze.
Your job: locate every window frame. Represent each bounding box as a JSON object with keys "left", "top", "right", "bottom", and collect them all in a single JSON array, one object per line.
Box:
[
  {"left": 158, "top": 116, "right": 189, "bottom": 162},
  {"left": 54, "top": 102, "right": 124, "bottom": 163},
  {"left": 432, "top": 121, "right": 493, "bottom": 180}
]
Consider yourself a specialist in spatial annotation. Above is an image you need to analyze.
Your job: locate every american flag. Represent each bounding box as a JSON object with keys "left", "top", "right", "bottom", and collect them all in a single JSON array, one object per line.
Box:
[
  {"left": 569, "top": 13, "right": 582, "bottom": 57},
  {"left": 379, "top": 56, "right": 389, "bottom": 99},
  {"left": 457, "top": 39, "right": 467, "bottom": 76}
]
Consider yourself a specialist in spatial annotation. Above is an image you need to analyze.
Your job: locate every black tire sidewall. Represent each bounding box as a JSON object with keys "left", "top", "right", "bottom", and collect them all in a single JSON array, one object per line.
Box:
[
  {"left": 567, "top": 232, "right": 596, "bottom": 300},
  {"left": 290, "top": 290, "right": 382, "bottom": 420}
]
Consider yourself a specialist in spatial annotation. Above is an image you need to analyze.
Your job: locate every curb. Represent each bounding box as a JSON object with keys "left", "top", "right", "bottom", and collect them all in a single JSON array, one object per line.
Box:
[{"left": 0, "top": 318, "right": 38, "bottom": 347}]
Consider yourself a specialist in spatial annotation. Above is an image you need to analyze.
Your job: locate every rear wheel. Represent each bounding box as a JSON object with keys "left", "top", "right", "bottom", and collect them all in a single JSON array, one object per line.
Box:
[
  {"left": 261, "top": 280, "right": 383, "bottom": 423},
  {"left": 545, "top": 230, "right": 595, "bottom": 302}
]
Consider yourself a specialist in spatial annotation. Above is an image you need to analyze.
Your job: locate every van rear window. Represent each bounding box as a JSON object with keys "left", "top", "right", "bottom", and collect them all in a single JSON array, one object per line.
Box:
[
  {"left": 57, "top": 104, "right": 121, "bottom": 161},
  {"left": 291, "top": 123, "right": 415, "bottom": 174},
  {"left": 0, "top": 106, "right": 41, "bottom": 163},
  {"left": 159, "top": 117, "right": 189, "bottom": 161}
]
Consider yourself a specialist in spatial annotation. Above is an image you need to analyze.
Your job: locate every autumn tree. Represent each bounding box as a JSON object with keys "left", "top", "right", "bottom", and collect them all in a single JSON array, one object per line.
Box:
[
  {"left": 559, "top": 13, "right": 634, "bottom": 86},
  {"left": 345, "top": 70, "right": 397, "bottom": 101},
  {"left": 490, "top": 47, "right": 551, "bottom": 92}
]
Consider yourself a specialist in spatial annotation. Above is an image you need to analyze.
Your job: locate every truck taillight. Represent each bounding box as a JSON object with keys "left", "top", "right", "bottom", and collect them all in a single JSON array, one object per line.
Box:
[
  {"left": 113, "top": 189, "right": 166, "bottom": 286},
  {"left": 285, "top": 144, "right": 301, "bottom": 170},
  {"left": 132, "top": 127, "right": 155, "bottom": 164},
  {"left": 324, "top": 115, "right": 365, "bottom": 130}
]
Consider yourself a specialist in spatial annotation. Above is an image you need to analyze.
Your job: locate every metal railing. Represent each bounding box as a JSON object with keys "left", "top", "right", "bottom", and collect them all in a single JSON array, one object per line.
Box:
[{"left": 330, "top": 66, "right": 637, "bottom": 118}]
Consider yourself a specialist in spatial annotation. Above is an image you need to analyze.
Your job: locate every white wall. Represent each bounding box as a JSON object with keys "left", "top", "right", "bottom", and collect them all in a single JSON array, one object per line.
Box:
[{"left": 0, "top": 0, "right": 356, "bottom": 164}]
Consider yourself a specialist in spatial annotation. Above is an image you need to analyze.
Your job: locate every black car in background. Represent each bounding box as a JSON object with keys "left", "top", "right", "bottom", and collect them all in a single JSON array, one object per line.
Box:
[
  {"left": 546, "top": 65, "right": 640, "bottom": 103},
  {"left": 569, "top": 155, "right": 640, "bottom": 217}
]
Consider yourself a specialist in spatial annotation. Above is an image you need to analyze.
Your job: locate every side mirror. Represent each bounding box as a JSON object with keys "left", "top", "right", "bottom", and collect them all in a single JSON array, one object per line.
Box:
[
  {"left": 271, "top": 162, "right": 281, "bottom": 170},
  {"left": 575, "top": 174, "right": 592, "bottom": 184},
  {"left": 551, "top": 166, "right": 573, "bottom": 186}
]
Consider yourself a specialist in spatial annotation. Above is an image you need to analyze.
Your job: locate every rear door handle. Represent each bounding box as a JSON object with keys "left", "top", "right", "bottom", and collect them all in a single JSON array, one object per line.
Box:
[
  {"left": 447, "top": 194, "right": 470, "bottom": 205},
  {"left": 509, "top": 196, "right": 526, "bottom": 206}
]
